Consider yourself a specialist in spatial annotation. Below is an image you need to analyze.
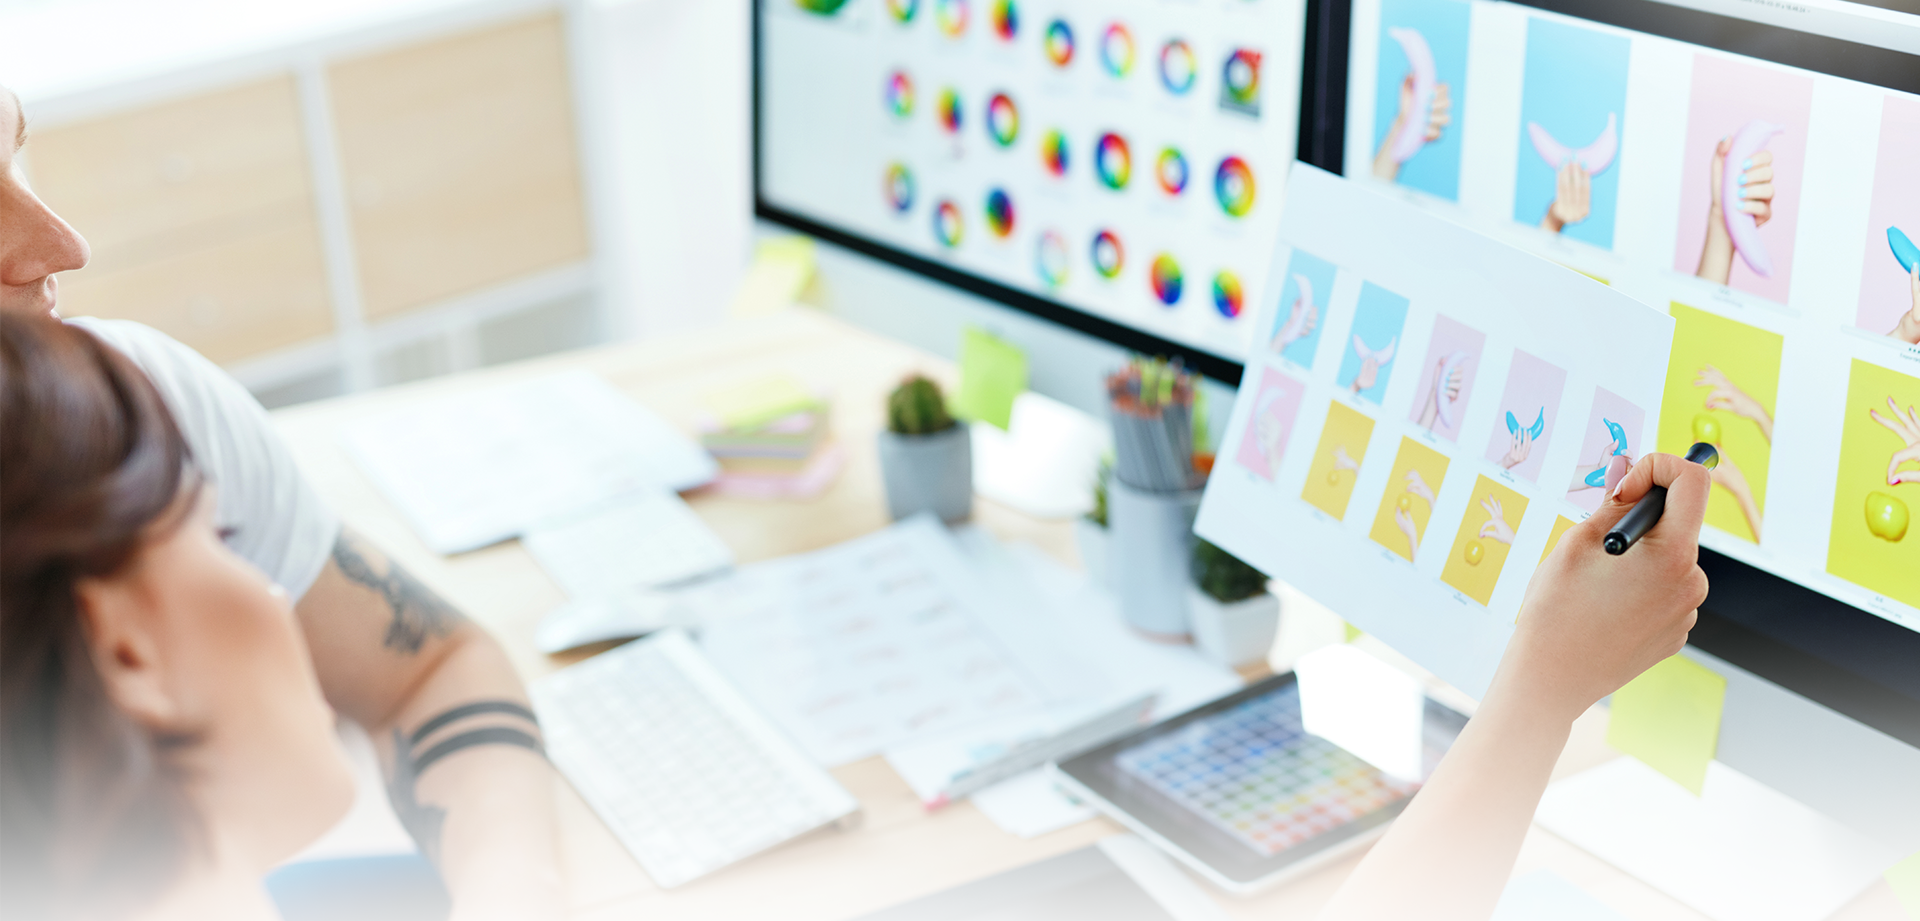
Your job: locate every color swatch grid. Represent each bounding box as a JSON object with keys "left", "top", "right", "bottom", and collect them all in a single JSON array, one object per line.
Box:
[{"left": 1116, "top": 688, "right": 1417, "bottom": 857}]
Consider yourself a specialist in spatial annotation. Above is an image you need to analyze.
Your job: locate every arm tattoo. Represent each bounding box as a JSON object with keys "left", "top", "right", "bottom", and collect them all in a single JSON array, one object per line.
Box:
[
  {"left": 387, "top": 701, "right": 546, "bottom": 863},
  {"left": 331, "top": 534, "right": 464, "bottom": 655},
  {"left": 388, "top": 728, "right": 450, "bottom": 863}
]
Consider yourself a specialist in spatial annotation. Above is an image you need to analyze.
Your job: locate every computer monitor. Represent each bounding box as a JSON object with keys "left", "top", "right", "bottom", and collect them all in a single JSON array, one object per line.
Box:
[
  {"left": 753, "top": 0, "right": 1309, "bottom": 384},
  {"left": 1303, "top": 0, "right": 1920, "bottom": 857}
]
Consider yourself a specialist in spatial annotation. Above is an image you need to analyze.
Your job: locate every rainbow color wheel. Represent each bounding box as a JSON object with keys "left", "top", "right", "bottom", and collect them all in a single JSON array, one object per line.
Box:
[
  {"left": 1036, "top": 230, "right": 1069, "bottom": 287},
  {"left": 984, "top": 188, "right": 1016, "bottom": 238},
  {"left": 1092, "top": 230, "right": 1125, "bottom": 279},
  {"left": 1223, "top": 49, "right": 1260, "bottom": 106},
  {"left": 936, "top": 88, "right": 963, "bottom": 134},
  {"left": 1044, "top": 19, "right": 1074, "bottom": 66},
  {"left": 933, "top": 200, "right": 964, "bottom": 248},
  {"left": 990, "top": 0, "right": 1017, "bottom": 40},
  {"left": 935, "top": 0, "right": 968, "bottom": 37},
  {"left": 1101, "top": 23, "right": 1135, "bottom": 77},
  {"left": 1159, "top": 40, "right": 1196, "bottom": 94},
  {"left": 985, "top": 93, "right": 1019, "bottom": 147},
  {"left": 886, "top": 0, "right": 917, "bottom": 23},
  {"left": 885, "top": 71, "right": 914, "bottom": 119},
  {"left": 1094, "top": 132, "right": 1131, "bottom": 190},
  {"left": 1156, "top": 147, "right": 1189, "bottom": 195},
  {"left": 885, "top": 163, "right": 915, "bottom": 213},
  {"left": 1150, "top": 254, "right": 1184, "bottom": 305},
  {"left": 1211, "top": 270, "right": 1244, "bottom": 318},
  {"left": 1214, "top": 156, "right": 1255, "bottom": 217},
  {"left": 1040, "top": 129, "right": 1069, "bottom": 177}
]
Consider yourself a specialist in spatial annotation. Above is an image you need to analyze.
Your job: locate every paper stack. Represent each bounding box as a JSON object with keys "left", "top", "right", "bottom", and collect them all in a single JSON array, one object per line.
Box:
[{"left": 696, "top": 374, "right": 844, "bottom": 498}]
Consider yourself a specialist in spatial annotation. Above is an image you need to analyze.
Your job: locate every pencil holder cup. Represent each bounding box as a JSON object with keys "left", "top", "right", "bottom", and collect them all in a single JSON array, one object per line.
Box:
[
  {"left": 877, "top": 426, "right": 973, "bottom": 523},
  {"left": 1109, "top": 479, "right": 1204, "bottom": 640}
]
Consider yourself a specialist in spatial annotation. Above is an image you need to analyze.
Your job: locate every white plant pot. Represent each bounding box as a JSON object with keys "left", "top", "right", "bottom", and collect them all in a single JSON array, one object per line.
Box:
[
  {"left": 1187, "top": 588, "right": 1280, "bottom": 669},
  {"left": 1074, "top": 518, "right": 1111, "bottom": 590},
  {"left": 877, "top": 426, "right": 973, "bottom": 523}
]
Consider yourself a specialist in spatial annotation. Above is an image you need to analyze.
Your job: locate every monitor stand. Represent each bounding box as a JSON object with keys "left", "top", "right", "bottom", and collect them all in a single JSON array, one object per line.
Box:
[{"left": 1536, "top": 757, "right": 1900, "bottom": 921}]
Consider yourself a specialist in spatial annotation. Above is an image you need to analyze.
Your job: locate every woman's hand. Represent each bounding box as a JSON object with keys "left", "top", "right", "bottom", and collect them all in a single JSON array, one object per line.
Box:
[
  {"left": 1696, "top": 364, "right": 1775, "bottom": 442},
  {"left": 1696, "top": 137, "right": 1775, "bottom": 285},
  {"left": 1541, "top": 161, "right": 1591, "bottom": 233},
  {"left": 1496, "top": 453, "right": 1712, "bottom": 725},
  {"left": 1333, "top": 445, "right": 1361, "bottom": 473},
  {"left": 1500, "top": 425, "right": 1533, "bottom": 470},
  {"left": 1395, "top": 505, "right": 1421, "bottom": 556},
  {"left": 1893, "top": 264, "right": 1920, "bottom": 345},
  {"left": 1372, "top": 77, "right": 1451, "bottom": 181},
  {"left": 1272, "top": 295, "right": 1318, "bottom": 353},
  {"left": 1872, "top": 396, "right": 1920, "bottom": 485},
  {"left": 1478, "top": 494, "right": 1515, "bottom": 545},
  {"left": 1405, "top": 468, "right": 1436, "bottom": 504}
]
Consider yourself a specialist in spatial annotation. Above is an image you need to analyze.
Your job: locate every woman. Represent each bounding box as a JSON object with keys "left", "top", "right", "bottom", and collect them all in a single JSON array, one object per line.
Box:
[{"left": 1, "top": 311, "right": 354, "bottom": 920}]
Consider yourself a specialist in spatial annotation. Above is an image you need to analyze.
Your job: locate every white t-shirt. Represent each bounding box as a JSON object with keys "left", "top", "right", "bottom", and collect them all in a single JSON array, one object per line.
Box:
[{"left": 68, "top": 318, "right": 340, "bottom": 600}]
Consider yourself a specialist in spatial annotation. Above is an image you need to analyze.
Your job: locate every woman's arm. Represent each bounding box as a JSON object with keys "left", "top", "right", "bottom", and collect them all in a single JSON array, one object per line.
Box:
[{"left": 1317, "top": 453, "right": 1712, "bottom": 921}]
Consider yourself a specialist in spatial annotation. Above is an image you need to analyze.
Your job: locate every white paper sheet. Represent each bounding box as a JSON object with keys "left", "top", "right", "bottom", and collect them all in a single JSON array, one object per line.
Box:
[
  {"left": 1295, "top": 644, "right": 1426, "bottom": 782},
  {"left": 697, "top": 517, "right": 1059, "bottom": 767},
  {"left": 1196, "top": 166, "right": 1675, "bottom": 700},
  {"left": 971, "top": 769, "right": 1097, "bottom": 839},
  {"left": 342, "top": 372, "right": 717, "bottom": 554},
  {"left": 522, "top": 490, "right": 733, "bottom": 600}
]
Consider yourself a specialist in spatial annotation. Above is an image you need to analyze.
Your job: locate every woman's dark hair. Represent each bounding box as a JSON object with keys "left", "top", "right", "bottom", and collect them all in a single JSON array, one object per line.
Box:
[{"left": 1, "top": 311, "right": 203, "bottom": 919}]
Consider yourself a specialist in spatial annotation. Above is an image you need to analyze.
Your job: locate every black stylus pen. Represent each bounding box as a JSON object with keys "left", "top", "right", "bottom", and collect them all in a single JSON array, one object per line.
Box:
[{"left": 1603, "top": 442, "right": 1719, "bottom": 555}]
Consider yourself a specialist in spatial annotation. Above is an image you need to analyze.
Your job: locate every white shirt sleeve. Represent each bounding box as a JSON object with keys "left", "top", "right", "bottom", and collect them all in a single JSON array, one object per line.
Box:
[{"left": 67, "top": 318, "right": 341, "bottom": 600}]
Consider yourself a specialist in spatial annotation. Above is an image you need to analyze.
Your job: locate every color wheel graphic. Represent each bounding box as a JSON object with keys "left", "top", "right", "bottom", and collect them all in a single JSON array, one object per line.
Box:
[
  {"left": 990, "top": 0, "right": 1017, "bottom": 40},
  {"left": 1040, "top": 129, "right": 1069, "bottom": 177},
  {"left": 936, "top": 0, "right": 968, "bottom": 37},
  {"left": 1223, "top": 49, "right": 1260, "bottom": 107},
  {"left": 1092, "top": 230, "right": 1125, "bottom": 279},
  {"left": 1159, "top": 40, "right": 1197, "bottom": 94},
  {"left": 885, "top": 71, "right": 914, "bottom": 119},
  {"left": 1156, "top": 147, "right": 1189, "bottom": 195},
  {"left": 1214, "top": 156, "right": 1255, "bottom": 217},
  {"left": 985, "top": 93, "right": 1019, "bottom": 147},
  {"left": 1044, "top": 19, "right": 1074, "bottom": 67},
  {"left": 984, "top": 188, "right": 1016, "bottom": 238},
  {"left": 885, "top": 163, "right": 915, "bottom": 213},
  {"left": 1101, "top": 23, "right": 1135, "bottom": 78},
  {"left": 1151, "top": 254, "right": 1184, "bottom": 305},
  {"left": 1095, "top": 132, "right": 1131, "bottom": 190},
  {"left": 1036, "top": 230, "right": 1069, "bottom": 287},
  {"left": 934, "top": 200, "right": 964, "bottom": 248},
  {"left": 936, "top": 88, "right": 963, "bottom": 134},
  {"left": 1212, "top": 270, "right": 1244, "bottom": 318},
  {"left": 886, "top": 0, "right": 917, "bottom": 23}
]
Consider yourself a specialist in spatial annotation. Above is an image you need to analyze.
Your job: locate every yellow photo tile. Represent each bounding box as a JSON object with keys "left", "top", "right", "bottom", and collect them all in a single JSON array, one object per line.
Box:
[
  {"left": 1825, "top": 360, "right": 1920, "bottom": 610},
  {"left": 1368, "top": 437, "right": 1452, "bottom": 562},
  {"left": 1440, "top": 475, "right": 1531, "bottom": 606},
  {"left": 1657, "top": 303, "right": 1782, "bottom": 544},
  {"left": 1301, "top": 401, "right": 1377, "bottom": 521},
  {"left": 1540, "top": 515, "right": 1578, "bottom": 564}
]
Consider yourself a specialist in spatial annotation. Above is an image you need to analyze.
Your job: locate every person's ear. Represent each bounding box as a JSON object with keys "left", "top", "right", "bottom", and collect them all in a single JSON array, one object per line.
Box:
[{"left": 72, "top": 575, "right": 181, "bottom": 728}]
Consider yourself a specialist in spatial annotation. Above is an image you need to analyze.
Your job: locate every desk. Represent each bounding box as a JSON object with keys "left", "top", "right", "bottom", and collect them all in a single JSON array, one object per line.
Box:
[{"left": 271, "top": 308, "right": 1897, "bottom": 921}]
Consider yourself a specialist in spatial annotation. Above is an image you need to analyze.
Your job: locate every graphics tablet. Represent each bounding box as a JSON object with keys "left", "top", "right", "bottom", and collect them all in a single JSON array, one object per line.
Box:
[{"left": 1052, "top": 671, "right": 1468, "bottom": 894}]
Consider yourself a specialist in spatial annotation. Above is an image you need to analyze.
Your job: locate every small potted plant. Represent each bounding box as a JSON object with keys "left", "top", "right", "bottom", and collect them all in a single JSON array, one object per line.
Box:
[
  {"left": 878, "top": 374, "right": 972, "bottom": 522},
  {"left": 1188, "top": 539, "right": 1279, "bottom": 667},
  {"left": 1075, "top": 458, "right": 1114, "bottom": 589}
]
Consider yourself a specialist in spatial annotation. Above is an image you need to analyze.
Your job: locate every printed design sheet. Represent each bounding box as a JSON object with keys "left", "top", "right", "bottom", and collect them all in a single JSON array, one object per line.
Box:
[{"left": 1197, "top": 166, "right": 1673, "bottom": 698}]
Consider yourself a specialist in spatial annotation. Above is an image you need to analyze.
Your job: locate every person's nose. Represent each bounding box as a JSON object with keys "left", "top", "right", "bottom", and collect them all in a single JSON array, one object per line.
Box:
[{"left": 1, "top": 184, "right": 92, "bottom": 288}]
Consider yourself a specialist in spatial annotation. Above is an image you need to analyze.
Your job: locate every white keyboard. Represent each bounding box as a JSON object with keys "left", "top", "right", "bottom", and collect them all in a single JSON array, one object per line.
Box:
[{"left": 532, "top": 629, "right": 859, "bottom": 888}]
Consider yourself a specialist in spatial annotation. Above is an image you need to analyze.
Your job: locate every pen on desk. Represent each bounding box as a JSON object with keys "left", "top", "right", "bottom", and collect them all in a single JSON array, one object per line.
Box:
[
  {"left": 925, "top": 692, "right": 1158, "bottom": 810},
  {"left": 1604, "top": 442, "right": 1718, "bottom": 556}
]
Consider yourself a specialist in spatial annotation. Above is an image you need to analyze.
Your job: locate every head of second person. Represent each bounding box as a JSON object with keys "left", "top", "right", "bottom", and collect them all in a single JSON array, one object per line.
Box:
[
  {"left": 0, "top": 85, "right": 91, "bottom": 316},
  {"left": 0, "top": 312, "right": 353, "bottom": 918}
]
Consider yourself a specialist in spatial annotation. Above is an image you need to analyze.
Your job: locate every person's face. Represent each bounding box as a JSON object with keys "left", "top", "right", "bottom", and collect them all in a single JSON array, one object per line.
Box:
[
  {"left": 0, "top": 88, "right": 90, "bottom": 315},
  {"left": 76, "top": 488, "right": 353, "bottom": 870}
]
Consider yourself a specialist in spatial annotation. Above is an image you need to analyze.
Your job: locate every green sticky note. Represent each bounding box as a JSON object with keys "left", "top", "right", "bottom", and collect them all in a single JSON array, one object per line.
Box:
[
  {"left": 954, "top": 327, "right": 1027, "bottom": 430},
  {"left": 1606, "top": 654, "right": 1727, "bottom": 796},
  {"left": 703, "top": 374, "right": 818, "bottom": 430},
  {"left": 1344, "top": 622, "right": 1363, "bottom": 643},
  {"left": 1890, "top": 850, "right": 1920, "bottom": 920}
]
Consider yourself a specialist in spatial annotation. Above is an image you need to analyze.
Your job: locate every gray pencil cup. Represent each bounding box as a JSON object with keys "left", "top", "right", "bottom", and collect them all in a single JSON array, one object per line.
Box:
[{"left": 1109, "top": 478, "right": 1204, "bottom": 640}]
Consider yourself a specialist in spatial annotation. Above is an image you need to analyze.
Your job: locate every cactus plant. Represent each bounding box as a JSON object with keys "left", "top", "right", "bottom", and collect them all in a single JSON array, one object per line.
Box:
[
  {"left": 1192, "top": 539, "right": 1267, "bottom": 604},
  {"left": 887, "top": 375, "right": 957, "bottom": 436}
]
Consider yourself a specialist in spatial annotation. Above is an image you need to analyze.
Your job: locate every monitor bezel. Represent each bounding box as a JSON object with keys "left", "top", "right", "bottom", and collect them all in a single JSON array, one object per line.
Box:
[{"left": 1298, "top": 0, "right": 1920, "bottom": 748}]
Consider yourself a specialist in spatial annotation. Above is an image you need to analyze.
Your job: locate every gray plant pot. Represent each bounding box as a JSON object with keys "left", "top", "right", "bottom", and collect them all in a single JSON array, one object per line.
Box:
[
  {"left": 1109, "top": 479, "right": 1205, "bottom": 640},
  {"left": 877, "top": 425, "right": 973, "bottom": 523}
]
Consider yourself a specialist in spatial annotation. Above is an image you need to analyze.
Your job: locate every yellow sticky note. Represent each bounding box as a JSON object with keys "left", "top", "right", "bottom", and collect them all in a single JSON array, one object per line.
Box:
[
  {"left": 703, "top": 374, "right": 819, "bottom": 430},
  {"left": 954, "top": 328, "right": 1027, "bottom": 430},
  {"left": 1344, "top": 622, "right": 1363, "bottom": 643},
  {"left": 728, "top": 235, "right": 818, "bottom": 316},
  {"left": 1607, "top": 654, "right": 1727, "bottom": 795},
  {"left": 1890, "top": 850, "right": 1920, "bottom": 920}
]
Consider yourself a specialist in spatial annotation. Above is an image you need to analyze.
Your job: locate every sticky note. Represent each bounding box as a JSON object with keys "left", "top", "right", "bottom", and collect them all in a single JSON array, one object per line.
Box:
[
  {"left": 1540, "top": 516, "right": 1578, "bottom": 563},
  {"left": 1344, "top": 622, "right": 1363, "bottom": 643},
  {"left": 703, "top": 374, "right": 819, "bottom": 430},
  {"left": 728, "top": 235, "right": 817, "bottom": 316},
  {"left": 1889, "top": 850, "right": 1920, "bottom": 920},
  {"left": 1606, "top": 654, "right": 1727, "bottom": 795},
  {"left": 954, "top": 327, "right": 1028, "bottom": 430}
]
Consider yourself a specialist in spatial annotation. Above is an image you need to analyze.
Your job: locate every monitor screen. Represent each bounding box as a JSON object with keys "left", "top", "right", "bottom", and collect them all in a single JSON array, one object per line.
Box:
[
  {"left": 1316, "top": 0, "right": 1920, "bottom": 738},
  {"left": 755, "top": 0, "right": 1309, "bottom": 381}
]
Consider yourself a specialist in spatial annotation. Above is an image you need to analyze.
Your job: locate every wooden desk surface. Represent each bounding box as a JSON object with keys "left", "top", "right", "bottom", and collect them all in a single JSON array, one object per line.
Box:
[{"left": 270, "top": 309, "right": 1897, "bottom": 921}]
